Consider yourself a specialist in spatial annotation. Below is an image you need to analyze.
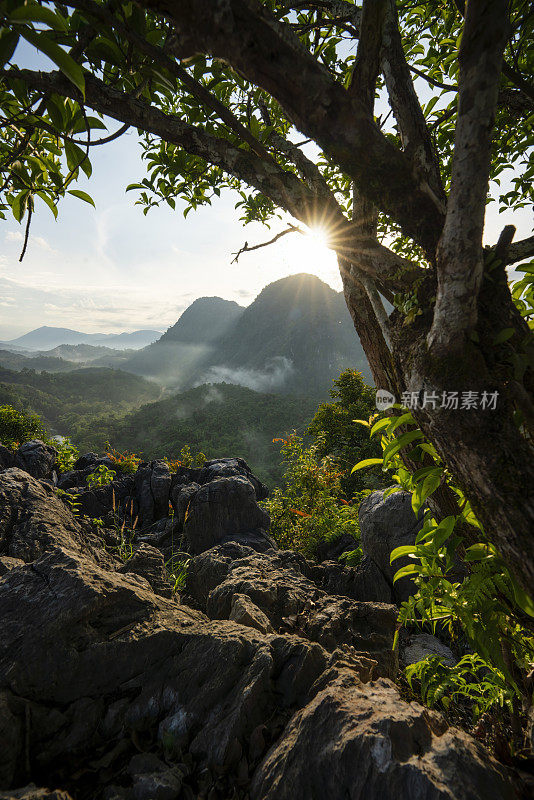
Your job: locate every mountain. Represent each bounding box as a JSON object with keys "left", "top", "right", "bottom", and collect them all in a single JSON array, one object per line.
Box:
[
  {"left": 159, "top": 297, "right": 243, "bottom": 344},
  {"left": 6, "top": 326, "right": 162, "bottom": 351},
  {"left": 196, "top": 273, "right": 370, "bottom": 396},
  {"left": 122, "top": 274, "right": 370, "bottom": 397},
  {"left": 121, "top": 297, "right": 244, "bottom": 382}
]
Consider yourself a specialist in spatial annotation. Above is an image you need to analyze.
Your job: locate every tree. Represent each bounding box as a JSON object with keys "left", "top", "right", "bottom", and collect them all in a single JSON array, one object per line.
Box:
[
  {"left": 308, "top": 368, "right": 384, "bottom": 496},
  {"left": 0, "top": 1, "right": 532, "bottom": 589}
]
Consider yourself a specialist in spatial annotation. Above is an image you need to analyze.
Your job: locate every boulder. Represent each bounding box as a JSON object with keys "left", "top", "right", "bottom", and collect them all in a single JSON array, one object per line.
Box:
[
  {"left": 198, "top": 457, "right": 269, "bottom": 501},
  {"left": 0, "top": 446, "right": 15, "bottom": 471},
  {"left": 251, "top": 670, "right": 516, "bottom": 800},
  {"left": 0, "top": 544, "right": 330, "bottom": 790},
  {"left": 15, "top": 441, "right": 57, "bottom": 482},
  {"left": 359, "top": 489, "right": 425, "bottom": 603},
  {"left": 187, "top": 543, "right": 398, "bottom": 678},
  {"left": 314, "top": 532, "right": 358, "bottom": 563},
  {"left": 118, "top": 543, "right": 172, "bottom": 598},
  {"left": 134, "top": 461, "right": 172, "bottom": 527},
  {"left": 0, "top": 468, "right": 114, "bottom": 567},
  {"left": 74, "top": 475, "right": 135, "bottom": 521},
  {"left": 182, "top": 477, "right": 275, "bottom": 555},
  {"left": 306, "top": 556, "right": 393, "bottom": 603},
  {"left": 401, "top": 632, "right": 457, "bottom": 669},
  {"left": 229, "top": 593, "right": 274, "bottom": 634}
]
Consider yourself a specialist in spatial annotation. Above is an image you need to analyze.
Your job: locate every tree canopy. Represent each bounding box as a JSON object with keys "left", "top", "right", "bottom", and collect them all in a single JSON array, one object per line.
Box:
[{"left": 0, "top": 0, "right": 533, "bottom": 590}]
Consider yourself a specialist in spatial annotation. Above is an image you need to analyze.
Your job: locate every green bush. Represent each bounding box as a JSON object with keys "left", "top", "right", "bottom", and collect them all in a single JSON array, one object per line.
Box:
[
  {"left": 262, "top": 432, "right": 362, "bottom": 557},
  {"left": 0, "top": 404, "right": 47, "bottom": 447}
]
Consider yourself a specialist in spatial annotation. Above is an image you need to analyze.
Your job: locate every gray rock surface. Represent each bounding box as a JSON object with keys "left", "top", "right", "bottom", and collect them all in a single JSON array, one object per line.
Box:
[
  {"left": 15, "top": 440, "right": 58, "bottom": 481},
  {"left": 182, "top": 476, "right": 275, "bottom": 555},
  {"left": 0, "top": 449, "right": 521, "bottom": 800},
  {"left": 187, "top": 542, "right": 398, "bottom": 679},
  {"left": 251, "top": 670, "right": 516, "bottom": 800},
  {"left": 401, "top": 632, "right": 457, "bottom": 668},
  {"left": 359, "top": 489, "right": 426, "bottom": 603}
]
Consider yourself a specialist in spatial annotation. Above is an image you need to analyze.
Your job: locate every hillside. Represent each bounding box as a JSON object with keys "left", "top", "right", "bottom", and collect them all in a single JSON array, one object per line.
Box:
[
  {"left": 74, "top": 382, "right": 317, "bottom": 485},
  {"left": 0, "top": 365, "right": 160, "bottom": 438},
  {"left": 195, "top": 274, "right": 370, "bottom": 396},
  {"left": 0, "top": 349, "right": 77, "bottom": 373},
  {"left": 123, "top": 274, "right": 370, "bottom": 396},
  {"left": 122, "top": 297, "right": 243, "bottom": 382}
]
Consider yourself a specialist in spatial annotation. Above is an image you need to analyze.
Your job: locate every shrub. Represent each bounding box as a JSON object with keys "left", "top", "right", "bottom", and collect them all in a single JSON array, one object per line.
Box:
[
  {"left": 262, "top": 432, "right": 362, "bottom": 557},
  {"left": 0, "top": 404, "right": 47, "bottom": 447},
  {"left": 105, "top": 444, "right": 142, "bottom": 474},
  {"left": 87, "top": 464, "right": 117, "bottom": 488},
  {"left": 54, "top": 437, "right": 79, "bottom": 473}
]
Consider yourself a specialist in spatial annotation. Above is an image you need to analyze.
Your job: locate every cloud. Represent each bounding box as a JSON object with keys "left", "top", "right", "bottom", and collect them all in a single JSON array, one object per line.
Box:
[{"left": 198, "top": 356, "right": 294, "bottom": 393}]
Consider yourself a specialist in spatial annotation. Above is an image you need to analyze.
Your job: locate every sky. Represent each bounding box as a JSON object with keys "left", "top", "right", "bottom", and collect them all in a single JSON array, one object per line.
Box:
[{"left": 1, "top": 43, "right": 531, "bottom": 340}]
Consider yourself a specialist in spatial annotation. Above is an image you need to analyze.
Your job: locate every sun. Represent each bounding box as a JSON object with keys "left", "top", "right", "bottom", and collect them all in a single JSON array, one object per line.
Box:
[
  {"left": 305, "top": 225, "right": 331, "bottom": 250},
  {"left": 277, "top": 223, "right": 340, "bottom": 287}
]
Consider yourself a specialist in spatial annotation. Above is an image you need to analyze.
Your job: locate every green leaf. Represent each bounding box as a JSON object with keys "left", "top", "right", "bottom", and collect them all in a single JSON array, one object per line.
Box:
[
  {"left": 64, "top": 141, "right": 91, "bottom": 178},
  {"left": 492, "top": 327, "right": 515, "bottom": 345},
  {"left": 67, "top": 189, "right": 96, "bottom": 208},
  {"left": 11, "top": 190, "right": 29, "bottom": 222},
  {"left": 370, "top": 417, "right": 390, "bottom": 437},
  {"left": 19, "top": 28, "right": 85, "bottom": 97},
  {"left": 383, "top": 429, "right": 424, "bottom": 466},
  {"left": 9, "top": 3, "right": 68, "bottom": 32},
  {"left": 0, "top": 29, "right": 19, "bottom": 67},
  {"left": 37, "top": 191, "right": 58, "bottom": 219},
  {"left": 351, "top": 458, "right": 383, "bottom": 473},
  {"left": 390, "top": 545, "right": 418, "bottom": 563},
  {"left": 393, "top": 564, "right": 421, "bottom": 583}
]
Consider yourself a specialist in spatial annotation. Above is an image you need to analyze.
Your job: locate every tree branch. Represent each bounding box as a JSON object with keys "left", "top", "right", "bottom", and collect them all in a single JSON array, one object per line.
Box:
[
  {"left": 136, "top": 0, "right": 445, "bottom": 256},
  {"left": 231, "top": 224, "right": 303, "bottom": 262},
  {"left": 429, "top": 0, "right": 510, "bottom": 354},
  {"left": 381, "top": 0, "right": 446, "bottom": 207},
  {"left": 502, "top": 235, "right": 534, "bottom": 265}
]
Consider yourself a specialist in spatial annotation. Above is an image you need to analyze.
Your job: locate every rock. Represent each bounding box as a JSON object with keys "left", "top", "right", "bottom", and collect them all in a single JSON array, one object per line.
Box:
[
  {"left": 16, "top": 441, "right": 57, "bottom": 481},
  {"left": 250, "top": 671, "right": 516, "bottom": 800},
  {"left": 306, "top": 556, "right": 393, "bottom": 604},
  {"left": 401, "top": 633, "right": 457, "bottom": 668},
  {"left": 0, "top": 544, "right": 330, "bottom": 789},
  {"left": 74, "top": 475, "right": 135, "bottom": 520},
  {"left": 118, "top": 543, "right": 172, "bottom": 598},
  {"left": 198, "top": 458, "right": 269, "bottom": 501},
  {"left": 0, "top": 468, "right": 114, "bottom": 567},
  {"left": 229, "top": 593, "right": 274, "bottom": 634},
  {"left": 359, "top": 489, "right": 425, "bottom": 603},
  {"left": 182, "top": 477, "right": 275, "bottom": 555},
  {"left": 314, "top": 533, "right": 358, "bottom": 563},
  {"left": 127, "top": 753, "right": 184, "bottom": 800},
  {"left": 0, "top": 446, "right": 15, "bottom": 471},
  {"left": 0, "top": 787, "right": 74, "bottom": 800},
  {"left": 134, "top": 461, "right": 172, "bottom": 527},
  {"left": 187, "top": 543, "right": 397, "bottom": 678},
  {"left": 0, "top": 556, "right": 24, "bottom": 576},
  {"left": 170, "top": 482, "right": 200, "bottom": 527}
]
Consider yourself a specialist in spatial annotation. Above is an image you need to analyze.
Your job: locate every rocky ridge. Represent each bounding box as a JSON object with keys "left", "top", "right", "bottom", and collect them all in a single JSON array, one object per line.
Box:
[{"left": 0, "top": 440, "right": 524, "bottom": 799}]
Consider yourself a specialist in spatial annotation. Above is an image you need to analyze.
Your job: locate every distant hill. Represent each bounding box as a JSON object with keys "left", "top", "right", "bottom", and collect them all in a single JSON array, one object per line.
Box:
[
  {"left": 0, "top": 365, "right": 160, "bottom": 439},
  {"left": 122, "top": 274, "right": 370, "bottom": 397},
  {"left": 0, "top": 349, "right": 77, "bottom": 373},
  {"left": 194, "top": 274, "right": 369, "bottom": 396},
  {"left": 6, "top": 326, "right": 162, "bottom": 351},
  {"left": 159, "top": 297, "right": 243, "bottom": 344},
  {"left": 94, "top": 382, "right": 318, "bottom": 485},
  {"left": 121, "top": 297, "right": 243, "bottom": 382}
]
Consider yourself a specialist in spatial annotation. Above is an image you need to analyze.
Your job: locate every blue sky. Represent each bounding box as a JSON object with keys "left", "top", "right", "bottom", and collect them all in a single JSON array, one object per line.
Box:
[{"left": 1, "top": 43, "right": 531, "bottom": 339}]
